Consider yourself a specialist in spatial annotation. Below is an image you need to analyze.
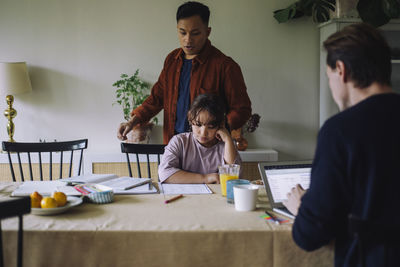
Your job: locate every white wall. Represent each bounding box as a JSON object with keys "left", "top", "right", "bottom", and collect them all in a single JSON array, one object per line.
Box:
[{"left": 0, "top": 0, "right": 320, "bottom": 160}]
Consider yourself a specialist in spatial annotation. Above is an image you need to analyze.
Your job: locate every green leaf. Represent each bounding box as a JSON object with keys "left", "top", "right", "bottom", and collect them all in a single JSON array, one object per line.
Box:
[
  {"left": 111, "top": 68, "right": 157, "bottom": 124},
  {"left": 273, "top": 3, "right": 299, "bottom": 23},
  {"left": 273, "top": 0, "right": 335, "bottom": 24},
  {"left": 312, "top": 5, "right": 330, "bottom": 23}
]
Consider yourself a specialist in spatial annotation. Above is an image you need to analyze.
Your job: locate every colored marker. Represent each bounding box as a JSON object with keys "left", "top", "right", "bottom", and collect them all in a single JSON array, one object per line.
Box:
[
  {"left": 265, "top": 210, "right": 280, "bottom": 225},
  {"left": 164, "top": 194, "right": 183, "bottom": 204}
]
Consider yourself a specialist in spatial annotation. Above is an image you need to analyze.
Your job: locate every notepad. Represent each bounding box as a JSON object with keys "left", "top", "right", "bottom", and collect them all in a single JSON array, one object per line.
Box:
[
  {"left": 112, "top": 183, "right": 158, "bottom": 195},
  {"left": 158, "top": 183, "right": 212, "bottom": 195},
  {"left": 99, "top": 177, "right": 151, "bottom": 190}
]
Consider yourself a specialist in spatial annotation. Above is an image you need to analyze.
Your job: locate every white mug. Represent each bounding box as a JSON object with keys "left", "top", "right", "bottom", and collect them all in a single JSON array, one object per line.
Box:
[{"left": 233, "top": 184, "right": 259, "bottom": 211}]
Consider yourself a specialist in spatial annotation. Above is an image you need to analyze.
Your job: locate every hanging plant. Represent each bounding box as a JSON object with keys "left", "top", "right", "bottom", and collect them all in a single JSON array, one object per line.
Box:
[
  {"left": 273, "top": 0, "right": 400, "bottom": 27},
  {"left": 273, "top": 0, "right": 336, "bottom": 24}
]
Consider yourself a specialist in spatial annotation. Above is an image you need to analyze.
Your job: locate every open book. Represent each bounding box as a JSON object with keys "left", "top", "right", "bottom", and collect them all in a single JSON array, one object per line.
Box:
[{"left": 60, "top": 174, "right": 152, "bottom": 190}]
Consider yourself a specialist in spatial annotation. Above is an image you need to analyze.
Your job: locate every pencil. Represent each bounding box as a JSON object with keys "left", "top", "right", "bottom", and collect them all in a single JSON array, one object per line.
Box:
[{"left": 164, "top": 194, "right": 183, "bottom": 204}]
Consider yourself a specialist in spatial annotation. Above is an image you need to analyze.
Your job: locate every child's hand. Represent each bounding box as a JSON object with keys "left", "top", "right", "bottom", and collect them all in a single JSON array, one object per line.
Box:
[
  {"left": 204, "top": 173, "right": 220, "bottom": 184},
  {"left": 216, "top": 127, "right": 232, "bottom": 143}
]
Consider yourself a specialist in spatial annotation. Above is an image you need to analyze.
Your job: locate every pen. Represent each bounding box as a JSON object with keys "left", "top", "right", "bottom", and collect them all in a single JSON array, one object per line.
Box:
[
  {"left": 265, "top": 210, "right": 280, "bottom": 225},
  {"left": 164, "top": 194, "right": 183, "bottom": 204},
  {"left": 124, "top": 179, "right": 151, "bottom": 190}
]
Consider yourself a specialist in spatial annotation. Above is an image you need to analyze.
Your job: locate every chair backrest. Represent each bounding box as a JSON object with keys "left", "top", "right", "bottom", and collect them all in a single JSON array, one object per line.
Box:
[
  {"left": 120, "top": 143, "right": 166, "bottom": 180},
  {"left": 2, "top": 139, "right": 88, "bottom": 182},
  {"left": 348, "top": 214, "right": 400, "bottom": 267},
  {"left": 0, "top": 197, "right": 31, "bottom": 267}
]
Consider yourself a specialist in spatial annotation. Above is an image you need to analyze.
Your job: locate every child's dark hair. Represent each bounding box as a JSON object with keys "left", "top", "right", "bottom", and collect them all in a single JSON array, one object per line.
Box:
[
  {"left": 176, "top": 1, "right": 210, "bottom": 25},
  {"left": 187, "top": 94, "right": 225, "bottom": 128}
]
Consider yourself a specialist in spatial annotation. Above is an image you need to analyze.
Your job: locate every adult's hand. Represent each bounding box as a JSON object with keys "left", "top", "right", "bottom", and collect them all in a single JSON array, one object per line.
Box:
[
  {"left": 283, "top": 184, "right": 306, "bottom": 216},
  {"left": 117, "top": 116, "right": 139, "bottom": 141}
]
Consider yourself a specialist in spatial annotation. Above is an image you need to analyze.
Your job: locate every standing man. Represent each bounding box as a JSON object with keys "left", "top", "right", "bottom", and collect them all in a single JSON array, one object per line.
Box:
[
  {"left": 283, "top": 23, "right": 400, "bottom": 266},
  {"left": 117, "top": 1, "right": 251, "bottom": 144}
]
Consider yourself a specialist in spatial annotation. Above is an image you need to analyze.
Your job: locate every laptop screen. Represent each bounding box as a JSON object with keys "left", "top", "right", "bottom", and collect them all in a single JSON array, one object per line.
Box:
[
  {"left": 265, "top": 167, "right": 311, "bottom": 203},
  {"left": 259, "top": 162, "right": 312, "bottom": 205}
]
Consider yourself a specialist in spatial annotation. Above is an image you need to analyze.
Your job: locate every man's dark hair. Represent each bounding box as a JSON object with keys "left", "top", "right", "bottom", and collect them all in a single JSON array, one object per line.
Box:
[
  {"left": 176, "top": 1, "right": 210, "bottom": 25},
  {"left": 323, "top": 23, "right": 392, "bottom": 89},
  {"left": 187, "top": 94, "right": 225, "bottom": 128}
]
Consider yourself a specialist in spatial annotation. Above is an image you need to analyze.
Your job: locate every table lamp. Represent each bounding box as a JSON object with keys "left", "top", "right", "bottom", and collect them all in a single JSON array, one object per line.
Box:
[{"left": 0, "top": 62, "right": 32, "bottom": 142}]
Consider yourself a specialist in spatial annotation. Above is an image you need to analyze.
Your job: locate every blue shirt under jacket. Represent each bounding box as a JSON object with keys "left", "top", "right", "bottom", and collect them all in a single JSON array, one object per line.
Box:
[{"left": 174, "top": 58, "right": 192, "bottom": 134}]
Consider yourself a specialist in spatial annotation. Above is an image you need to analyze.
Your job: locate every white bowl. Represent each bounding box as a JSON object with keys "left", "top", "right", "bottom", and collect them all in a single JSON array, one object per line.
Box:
[{"left": 85, "top": 184, "right": 114, "bottom": 204}]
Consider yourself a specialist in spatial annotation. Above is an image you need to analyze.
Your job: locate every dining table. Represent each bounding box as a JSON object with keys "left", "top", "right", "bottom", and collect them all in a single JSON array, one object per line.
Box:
[{"left": 0, "top": 182, "right": 333, "bottom": 267}]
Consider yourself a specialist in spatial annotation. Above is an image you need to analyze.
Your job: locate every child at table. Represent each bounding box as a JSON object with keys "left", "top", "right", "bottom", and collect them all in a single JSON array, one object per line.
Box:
[{"left": 158, "top": 94, "right": 241, "bottom": 184}]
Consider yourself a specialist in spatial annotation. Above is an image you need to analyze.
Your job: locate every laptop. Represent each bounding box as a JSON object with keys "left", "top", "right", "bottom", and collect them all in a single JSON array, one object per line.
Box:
[{"left": 258, "top": 161, "right": 312, "bottom": 219}]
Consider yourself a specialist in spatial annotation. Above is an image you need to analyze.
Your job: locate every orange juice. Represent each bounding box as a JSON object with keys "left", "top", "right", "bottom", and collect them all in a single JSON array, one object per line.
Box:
[{"left": 220, "top": 174, "right": 239, "bottom": 196}]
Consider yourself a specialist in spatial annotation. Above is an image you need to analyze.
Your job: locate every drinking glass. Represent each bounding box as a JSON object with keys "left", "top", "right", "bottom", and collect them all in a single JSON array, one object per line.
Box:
[{"left": 218, "top": 164, "right": 240, "bottom": 196}]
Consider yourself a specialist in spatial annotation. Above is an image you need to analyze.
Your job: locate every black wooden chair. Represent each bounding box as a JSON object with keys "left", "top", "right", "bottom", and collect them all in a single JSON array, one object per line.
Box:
[
  {"left": 348, "top": 214, "right": 400, "bottom": 267},
  {"left": 0, "top": 197, "right": 31, "bottom": 267},
  {"left": 2, "top": 139, "right": 88, "bottom": 181},
  {"left": 120, "top": 143, "right": 166, "bottom": 180}
]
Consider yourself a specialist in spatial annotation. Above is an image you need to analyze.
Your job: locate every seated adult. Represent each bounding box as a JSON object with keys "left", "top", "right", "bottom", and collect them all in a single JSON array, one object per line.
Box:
[{"left": 284, "top": 23, "right": 400, "bottom": 267}]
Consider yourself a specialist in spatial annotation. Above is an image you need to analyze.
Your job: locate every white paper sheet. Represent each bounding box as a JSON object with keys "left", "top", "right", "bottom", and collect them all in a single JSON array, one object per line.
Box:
[{"left": 158, "top": 183, "right": 212, "bottom": 195}]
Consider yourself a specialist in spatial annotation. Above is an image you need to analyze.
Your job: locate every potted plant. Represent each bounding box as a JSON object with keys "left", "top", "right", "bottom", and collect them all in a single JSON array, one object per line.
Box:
[
  {"left": 113, "top": 69, "right": 158, "bottom": 143},
  {"left": 273, "top": 0, "right": 400, "bottom": 27}
]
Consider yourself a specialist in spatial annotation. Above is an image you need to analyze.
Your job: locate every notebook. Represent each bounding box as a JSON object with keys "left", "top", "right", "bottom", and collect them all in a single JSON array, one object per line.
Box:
[{"left": 258, "top": 161, "right": 312, "bottom": 219}]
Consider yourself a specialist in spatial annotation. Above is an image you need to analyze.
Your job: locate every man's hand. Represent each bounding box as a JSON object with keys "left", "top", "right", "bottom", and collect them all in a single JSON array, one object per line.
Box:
[
  {"left": 283, "top": 184, "right": 306, "bottom": 216},
  {"left": 117, "top": 116, "right": 139, "bottom": 141}
]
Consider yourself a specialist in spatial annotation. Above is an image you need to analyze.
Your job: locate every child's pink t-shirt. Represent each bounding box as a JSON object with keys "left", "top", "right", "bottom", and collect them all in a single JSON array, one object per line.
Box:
[{"left": 158, "top": 132, "right": 241, "bottom": 183}]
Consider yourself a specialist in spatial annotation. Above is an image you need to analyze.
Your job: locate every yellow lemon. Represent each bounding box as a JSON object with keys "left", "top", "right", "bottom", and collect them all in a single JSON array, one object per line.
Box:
[
  {"left": 30, "top": 191, "right": 43, "bottom": 208},
  {"left": 40, "top": 197, "right": 58, "bottom": 209},
  {"left": 52, "top": 191, "right": 67, "bottom": 207}
]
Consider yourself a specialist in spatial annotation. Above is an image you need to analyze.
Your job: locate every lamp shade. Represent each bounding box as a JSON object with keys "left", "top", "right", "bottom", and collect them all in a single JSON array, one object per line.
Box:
[{"left": 0, "top": 62, "right": 32, "bottom": 96}]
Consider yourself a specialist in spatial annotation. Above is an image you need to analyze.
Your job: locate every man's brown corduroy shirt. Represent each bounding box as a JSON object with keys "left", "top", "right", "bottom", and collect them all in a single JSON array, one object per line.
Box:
[{"left": 132, "top": 39, "right": 252, "bottom": 144}]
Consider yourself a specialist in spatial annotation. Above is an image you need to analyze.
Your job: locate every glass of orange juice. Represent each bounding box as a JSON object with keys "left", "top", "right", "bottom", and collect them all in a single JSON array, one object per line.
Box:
[{"left": 218, "top": 164, "right": 240, "bottom": 196}]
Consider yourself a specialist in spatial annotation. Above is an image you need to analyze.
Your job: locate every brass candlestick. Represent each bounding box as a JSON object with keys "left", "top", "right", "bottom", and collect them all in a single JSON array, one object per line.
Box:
[{"left": 4, "top": 95, "right": 17, "bottom": 142}]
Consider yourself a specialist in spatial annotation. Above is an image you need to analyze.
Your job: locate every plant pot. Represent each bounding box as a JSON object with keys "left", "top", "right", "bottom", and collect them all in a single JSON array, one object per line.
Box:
[
  {"left": 231, "top": 128, "right": 248, "bottom": 151},
  {"left": 127, "top": 122, "right": 154, "bottom": 144},
  {"left": 330, "top": 0, "right": 359, "bottom": 19},
  {"left": 235, "top": 137, "right": 248, "bottom": 151}
]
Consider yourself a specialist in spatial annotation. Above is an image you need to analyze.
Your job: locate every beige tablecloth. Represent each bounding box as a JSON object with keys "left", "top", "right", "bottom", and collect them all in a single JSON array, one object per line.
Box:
[{"left": 1, "top": 182, "right": 333, "bottom": 267}]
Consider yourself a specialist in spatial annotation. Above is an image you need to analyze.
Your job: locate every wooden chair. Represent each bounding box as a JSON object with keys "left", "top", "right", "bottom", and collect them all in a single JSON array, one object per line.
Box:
[
  {"left": 348, "top": 214, "right": 400, "bottom": 267},
  {"left": 120, "top": 143, "right": 166, "bottom": 180},
  {"left": 0, "top": 197, "right": 31, "bottom": 267},
  {"left": 2, "top": 139, "right": 88, "bottom": 181}
]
